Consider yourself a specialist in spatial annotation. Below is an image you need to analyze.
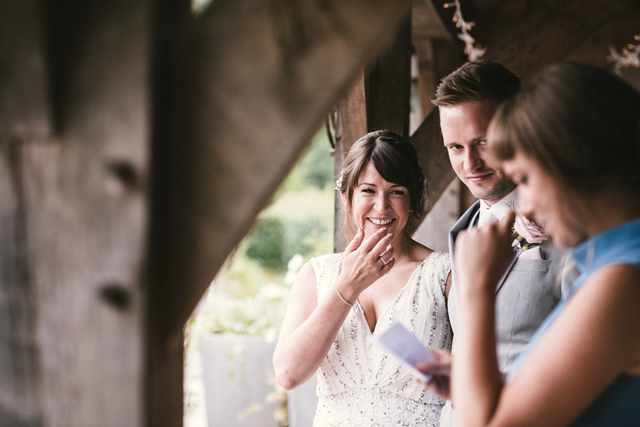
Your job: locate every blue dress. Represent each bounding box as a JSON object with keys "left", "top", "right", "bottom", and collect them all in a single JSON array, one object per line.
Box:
[{"left": 506, "top": 217, "right": 640, "bottom": 426}]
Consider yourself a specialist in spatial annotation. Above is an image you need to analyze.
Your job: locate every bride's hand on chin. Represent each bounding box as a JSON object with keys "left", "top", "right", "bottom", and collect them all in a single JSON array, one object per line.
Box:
[{"left": 339, "top": 228, "right": 396, "bottom": 295}]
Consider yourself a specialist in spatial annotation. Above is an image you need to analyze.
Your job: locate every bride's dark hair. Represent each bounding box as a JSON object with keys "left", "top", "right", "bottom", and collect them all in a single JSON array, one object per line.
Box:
[{"left": 339, "top": 130, "right": 427, "bottom": 241}]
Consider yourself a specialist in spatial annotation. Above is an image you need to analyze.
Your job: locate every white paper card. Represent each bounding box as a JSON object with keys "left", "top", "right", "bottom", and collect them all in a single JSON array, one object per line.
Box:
[{"left": 371, "top": 321, "right": 436, "bottom": 382}]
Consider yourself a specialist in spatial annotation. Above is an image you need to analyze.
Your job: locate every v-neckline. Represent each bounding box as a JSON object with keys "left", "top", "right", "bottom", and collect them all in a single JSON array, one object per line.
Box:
[{"left": 348, "top": 253, "right": 432, "bottom": 335}]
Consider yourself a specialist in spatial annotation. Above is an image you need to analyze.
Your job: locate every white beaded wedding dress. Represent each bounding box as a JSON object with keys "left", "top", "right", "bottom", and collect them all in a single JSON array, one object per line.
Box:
[{"left": 309, "top": 251, "right": 452, "bottom": 427}]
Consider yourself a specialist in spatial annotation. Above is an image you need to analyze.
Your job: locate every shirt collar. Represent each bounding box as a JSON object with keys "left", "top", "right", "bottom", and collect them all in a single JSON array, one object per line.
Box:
[{"left": 479, "top": 187, "right": 518, "bottom": 221}]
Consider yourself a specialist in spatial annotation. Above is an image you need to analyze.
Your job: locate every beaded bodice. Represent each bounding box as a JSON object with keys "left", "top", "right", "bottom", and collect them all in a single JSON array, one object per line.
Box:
[{"left": 309, "top": 251, "right": 452, "bottom": 426}]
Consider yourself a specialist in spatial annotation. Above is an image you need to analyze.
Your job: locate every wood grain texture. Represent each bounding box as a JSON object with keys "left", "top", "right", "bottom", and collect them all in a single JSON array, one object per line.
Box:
[
  {"left": 149, "top": 0, "right": 413, "bottom": 347},
  {"left": 0, "top": 0, "right": 149, "bottom": 425},
  {"left": 365, "top": 11, "right": 413, "bottom": 137},
  {"left": 148, "top": 0, "right": 411, "bottom": 423},
  {"left": 0, "top": 0, "right": 50, "bottom": 136},
  {"left": 0, "top": 0, "right": 52, "bottom": 135},
  {"left": 483, "top": 0, "right": 638, "bottom": 81},
  {"left": 2, "top": 1, "right": 633, "bottom": 426},
  {"left": 0, "top": 142, "right": 41, "bottom": 426},
  {"left": 334, "top": 72, "right": 367, "bottom": 252}
]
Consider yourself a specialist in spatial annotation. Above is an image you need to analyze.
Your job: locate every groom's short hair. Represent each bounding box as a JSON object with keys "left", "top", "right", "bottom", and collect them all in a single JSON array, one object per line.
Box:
[{"left": 432, "top": 60, "right": 521, "bottom": 107}]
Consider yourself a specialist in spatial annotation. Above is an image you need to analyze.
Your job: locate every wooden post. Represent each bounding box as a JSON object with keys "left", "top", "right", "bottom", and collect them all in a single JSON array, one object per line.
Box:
[
  {"left": 365, "top": 11, "right": 413, "bottom": 137},
  {"left": 334, "top": 73, "right": 367, "bottom": 252},
  {"left": 333, "top": 9, "right": 413, "bottom": 250},
  {"left": 148, "top": 0, "right": 413, "bottom": 424},
  {"left": 1, "top": 0, "right": 415, "bottom": 425},
  {"left": 0, "top": 1, "right": 150, "bottom": 426}
]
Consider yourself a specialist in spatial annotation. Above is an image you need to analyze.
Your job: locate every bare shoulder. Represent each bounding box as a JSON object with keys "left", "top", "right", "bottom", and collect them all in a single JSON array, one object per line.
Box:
[
  {"left": 580, "top": 263, "right": 640, "bottom": 308},
  {"left": 557, "top": 263, "right": 640, "bottom": 371},
  {"left": 292, "top": 261, "right": 318, "bottom": 292},
  {"left": 410, "top": 241, "right": 434, "bottom": 262}
]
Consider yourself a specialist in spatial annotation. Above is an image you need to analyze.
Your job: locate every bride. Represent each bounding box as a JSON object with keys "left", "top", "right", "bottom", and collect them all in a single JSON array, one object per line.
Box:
[{"left": 273, "top": 130, "right": 452, "bottom": 426}]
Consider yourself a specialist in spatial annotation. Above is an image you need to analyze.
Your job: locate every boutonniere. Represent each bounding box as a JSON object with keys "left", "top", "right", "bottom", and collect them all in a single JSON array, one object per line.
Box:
[{"left": 507, "top": 201, "right": 547, "bottom": 251}]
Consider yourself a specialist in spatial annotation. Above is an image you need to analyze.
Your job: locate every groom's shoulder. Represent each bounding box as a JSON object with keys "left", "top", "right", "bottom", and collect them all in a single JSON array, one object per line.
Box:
[{"left": 451, "top": 200, "right": 481, "bottom": 232}]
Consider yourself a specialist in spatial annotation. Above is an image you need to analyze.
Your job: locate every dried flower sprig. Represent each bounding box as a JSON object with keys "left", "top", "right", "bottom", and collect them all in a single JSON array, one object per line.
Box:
[
  {"left": 608, "top": 34, "right": 640, "bottom": 72},
  {"left": 443, "top": 0, "right": 486, "bottom": 61}
]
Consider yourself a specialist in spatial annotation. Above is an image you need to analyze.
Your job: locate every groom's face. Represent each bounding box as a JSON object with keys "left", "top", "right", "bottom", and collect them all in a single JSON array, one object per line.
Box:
[{"left": 440, "top": 100, "right": 515, "bottom": 205}]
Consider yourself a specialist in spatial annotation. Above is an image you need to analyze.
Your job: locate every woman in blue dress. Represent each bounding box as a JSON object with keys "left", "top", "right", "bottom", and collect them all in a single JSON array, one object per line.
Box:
[{"left": 420, "top": 62, "right": 640, "bottom": 426}]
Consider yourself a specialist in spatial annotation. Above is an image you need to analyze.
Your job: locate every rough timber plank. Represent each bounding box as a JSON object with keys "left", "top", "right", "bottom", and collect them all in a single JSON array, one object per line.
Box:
[
  {"left": 0, "top": 2, "right": 48, "bottom": 424},
  {"left": 334, "top": 72, "right": 368, "bottom": 252},
  {"left": 365, "top": 11, "right": 413, "bottom": 138},
  {"left": 483, "top": 0, "right": 637, "bottom": 81},
  {"left": 0, "top": 0, "right": 50, "bottom": 136},
  {"left": 149, "top": 0, "right": 411, "bottom": 424},
  {"left": 333, "top": 11, "right": 412, "bottom": 252},
  {"left": 150, "top": 0, "right": 412, "bottom": 345},
  {"left": 0, "top": 0, "right": 150, "bottom": 426}
]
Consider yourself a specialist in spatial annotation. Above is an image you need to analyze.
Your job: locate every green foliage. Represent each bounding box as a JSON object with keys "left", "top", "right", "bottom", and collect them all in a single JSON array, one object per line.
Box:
[
  {"left": 186, "top": 126, "right": 336, "bottom": 426},
  {"left": 220, "top": 250, "right": 281, "bottom": 298},
  {"left": 242, "top": 130, "right": 335, "bottom": 273},
  {"left": 213, "top": 129, "right": 335, "bottom": 302},
  {"left": 243, "top": 199, "right": 333, "bottom": 272},
  {"left": 278, "top": 130, "right": 335, "bottom": 193},
  {"left": 245, "top": 217, "right": 286, "bottom": 271},
  {"left": 194, "top": 283, "right": 291, "bottom": 339},
  {"left": 298, "top": 131, "right": 335, "bottom": 189}
]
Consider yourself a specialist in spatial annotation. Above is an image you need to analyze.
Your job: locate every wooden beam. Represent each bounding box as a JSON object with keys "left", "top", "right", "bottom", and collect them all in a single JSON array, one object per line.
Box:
[
  {"left": 149, "top": 0, "right": 411, "bottom": 423},
  {"left": 413, "top": 0, "right": 454, "bottom": 40},
  {"left": 0, "top": 1, "right": 49, "bottom": 424},
  {"left": 412, "top": 38, "right": 463, "bottom": 125},
  {"left": 334, "top": 73, "right": 367, "bottom": 252},
  {"left": 150, "top": 0, "right": 413, "bottom": 352},
  {"left": 0, "top": 0, "right": 50, "bottom": 135},
  {"left": 365, "top": 11, "right": 413, "bottom": 137},
  {"left": 427, "top": 0, "right": 476, "bottom": 53},
  {"left": 333, "top": 10, "right": 413, "bottom": 251},
  {"left": 411, "top": 0, "right": 637, "bottom": 215},
  {"left": 483, "top": 0, "right": 638, "bottom": 82},
  {"left": 0, "top": 0, "right": 150, "bottom": 426}
]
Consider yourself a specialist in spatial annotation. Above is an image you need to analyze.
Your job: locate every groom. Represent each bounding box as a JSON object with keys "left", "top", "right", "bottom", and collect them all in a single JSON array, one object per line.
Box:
[{"left": 433, "top": 60, "right": 576, "bottom": 426}]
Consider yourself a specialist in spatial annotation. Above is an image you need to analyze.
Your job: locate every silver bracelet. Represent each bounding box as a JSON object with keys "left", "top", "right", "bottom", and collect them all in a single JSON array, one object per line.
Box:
[{"left": 332, "top": 284, "right": 354, "bottom": 308}]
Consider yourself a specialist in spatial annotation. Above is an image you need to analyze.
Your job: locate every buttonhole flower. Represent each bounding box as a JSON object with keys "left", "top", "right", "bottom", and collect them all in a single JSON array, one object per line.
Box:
[{"left": 507, "top": 201, "right": 547, "bottom": 250}]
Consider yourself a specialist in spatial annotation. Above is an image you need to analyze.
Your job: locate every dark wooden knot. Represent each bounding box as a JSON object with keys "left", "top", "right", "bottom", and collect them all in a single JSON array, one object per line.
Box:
[
  {"left": 106, "top": 160, "right": 138, "bottom": 189},
  {"left": 99, "top": 284, "right": 131, "bottom": 311}
]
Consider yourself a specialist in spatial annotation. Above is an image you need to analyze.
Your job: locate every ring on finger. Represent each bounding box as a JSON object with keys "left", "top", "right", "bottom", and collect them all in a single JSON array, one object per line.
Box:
[{"left": 380, "top": 255, "right": 390, "bottom": 266}]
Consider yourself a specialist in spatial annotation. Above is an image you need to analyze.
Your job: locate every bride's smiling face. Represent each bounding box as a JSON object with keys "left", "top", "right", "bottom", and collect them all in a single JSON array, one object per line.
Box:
[{"left": 344, "top": 162, "right": 412, "bottom": 237}]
